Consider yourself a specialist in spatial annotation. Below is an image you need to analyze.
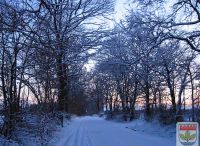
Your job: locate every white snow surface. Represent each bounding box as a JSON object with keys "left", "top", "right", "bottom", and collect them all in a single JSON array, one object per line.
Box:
[
  {"left": 0, "top": 137, "right": 19, "bottom": 146},
  {"left": 52, "top": 116, "right": 175, "bottom": 146}
]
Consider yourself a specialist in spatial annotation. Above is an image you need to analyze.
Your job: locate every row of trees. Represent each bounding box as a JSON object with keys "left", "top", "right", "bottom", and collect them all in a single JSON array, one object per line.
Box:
[
  {"left": 0, "top": 0, "right": 114, "bottom": 137},
  {"left": 0, "top": 0, "right": 200, "bottom": 140},
  {"left": 90, "top": 0, "right": 200, "bottom": 123}
]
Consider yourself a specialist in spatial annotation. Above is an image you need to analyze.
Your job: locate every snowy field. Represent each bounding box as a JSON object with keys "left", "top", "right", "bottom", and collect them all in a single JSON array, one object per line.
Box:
[{"left": 51, "top": 116, "right": 176, "bottom": 146}]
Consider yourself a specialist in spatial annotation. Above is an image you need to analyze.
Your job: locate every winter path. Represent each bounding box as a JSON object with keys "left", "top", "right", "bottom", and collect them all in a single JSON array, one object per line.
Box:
[{"left": 53, "top": 116, "right": 175, "bottom": 146}]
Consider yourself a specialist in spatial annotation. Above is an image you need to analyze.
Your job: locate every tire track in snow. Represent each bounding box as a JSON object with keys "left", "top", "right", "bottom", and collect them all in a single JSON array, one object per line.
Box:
[
  {"left": 82, "top": 122, "right": 92, "bottom": 146},
  {"left": 55, "top": 116, "right": 175, "bottom": 146},
  {"left": 68, "top": 119, "right": 83, "bottom": 146}
]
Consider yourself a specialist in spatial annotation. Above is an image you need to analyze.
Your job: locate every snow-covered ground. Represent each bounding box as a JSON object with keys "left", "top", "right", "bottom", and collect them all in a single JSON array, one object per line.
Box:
[
  {"left": 0, "top": 113, "right": 62, "bottom": 146},
  {"left": 0, "top": 137, "right": 19, "bottom": 146},
  {"left": 52, "top": 116, "right": 175, "bottom": 146}
]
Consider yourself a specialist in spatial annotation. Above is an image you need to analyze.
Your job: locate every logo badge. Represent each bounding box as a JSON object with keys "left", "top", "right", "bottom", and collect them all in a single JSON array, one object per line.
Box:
[{"left": 177, "top": 122, "right": 199, "bottom": 146}]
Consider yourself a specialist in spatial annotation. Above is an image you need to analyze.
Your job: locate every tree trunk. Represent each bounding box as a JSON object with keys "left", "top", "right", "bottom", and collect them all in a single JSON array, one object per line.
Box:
[
  {"left": 130, "top": 80, "right": 138, "bottom": 120},
  {"left": 57, "top": 56, "right": 67, "bottom": 112},
  {"left": 176, "top": 64, "right": 190, "bottom": 116},
  {"left": 165, "top": 64, "right": 176, "bottom": 112},
  {"left": 189, "top": 69, "right": 195, "bottom": 121},
  {"left": 145, "top": 82, "right": 151, "bottom": 118}
]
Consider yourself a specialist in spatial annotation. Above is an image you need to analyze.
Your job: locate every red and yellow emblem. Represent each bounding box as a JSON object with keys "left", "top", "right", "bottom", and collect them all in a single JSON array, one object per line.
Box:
[{"left": 177, "top": 122, "right": 199, "bottom": 146}]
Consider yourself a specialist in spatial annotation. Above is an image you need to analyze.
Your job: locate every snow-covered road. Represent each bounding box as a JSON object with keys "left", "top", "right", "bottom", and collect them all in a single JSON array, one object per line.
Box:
[{"left": 55, "top": 116, "right": 175, "bottom": 146}]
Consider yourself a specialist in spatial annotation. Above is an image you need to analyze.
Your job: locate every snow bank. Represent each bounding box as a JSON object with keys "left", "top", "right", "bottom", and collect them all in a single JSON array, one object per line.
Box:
[{"left": 123, "top": 118, "right": 176, "bottom": 140}]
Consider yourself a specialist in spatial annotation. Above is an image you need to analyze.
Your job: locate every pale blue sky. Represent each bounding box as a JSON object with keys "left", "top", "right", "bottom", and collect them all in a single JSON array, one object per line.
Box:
[
  {"left": 115, "top": 0, "right": 129, "bottom": 22},
  {"left": 84, "top": 0, "right": 129, "bottom": 71}
]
